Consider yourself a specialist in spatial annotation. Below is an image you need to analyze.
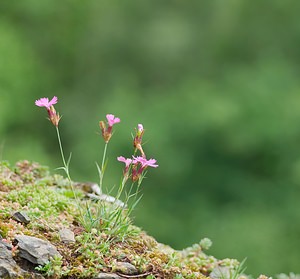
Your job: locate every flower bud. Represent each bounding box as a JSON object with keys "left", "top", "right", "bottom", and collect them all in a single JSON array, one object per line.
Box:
[
  {"left": 48, "top": 106, "right": 61, "bottom": 127},
  {"left": 133, "top": 124, "right": 145, "bottom": 157}
]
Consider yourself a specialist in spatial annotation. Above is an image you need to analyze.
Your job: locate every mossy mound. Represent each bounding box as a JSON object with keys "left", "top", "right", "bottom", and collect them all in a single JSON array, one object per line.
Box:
[{"left": 0, "top": 160, "right": 264, "bottom": 279}]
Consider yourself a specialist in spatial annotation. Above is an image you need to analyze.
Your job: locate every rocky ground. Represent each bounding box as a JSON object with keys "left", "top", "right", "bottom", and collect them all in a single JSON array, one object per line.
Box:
[{"left": 0, "top": 160, "right": 272, "bottom": 279}]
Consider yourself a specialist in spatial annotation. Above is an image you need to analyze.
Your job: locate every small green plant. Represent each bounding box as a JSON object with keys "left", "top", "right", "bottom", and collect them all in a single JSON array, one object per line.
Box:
[
  {"left": 35, "top": 255, "right": 64, "bottom": 277},
  {"left": 232, "top": 258, "right": 247, "bottom": 279},
  {"left": 277, "top": 273, "right": 300, "bottom": 279},
  {"left": 210, "top": 258, "right": 247, "bottom": 279}
]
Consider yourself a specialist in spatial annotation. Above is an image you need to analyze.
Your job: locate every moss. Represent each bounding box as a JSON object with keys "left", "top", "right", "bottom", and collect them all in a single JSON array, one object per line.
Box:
[
  {"left": 14, "top": 160, "right": 49, "bottom": 182},
  {"left": 0, "top": 161, "right": 23, "bottom": 191},
  {"left": 0, "top": 160, "right": 264, "bottom": 279}
]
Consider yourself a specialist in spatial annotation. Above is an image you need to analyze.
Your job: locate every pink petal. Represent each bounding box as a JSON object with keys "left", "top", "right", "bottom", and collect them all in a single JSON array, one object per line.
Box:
[
  {"left": 117, "top": 156, "right": 126, "bottom": 162},
  {"left": 117, "top": 156, "right": 132, "bottom": 167},
  {"left": 132, "top": 156, "right": 158, "bottom": 168},
  {"left": 48, "top": 96, "right": 58, "bottom": 106},
  {"left": 138, "top": 124, "right": 144, "bottom": 132},
  {"left": 147, "top": 158, "right": 159, "bottom": 168},
  {"left": 106, "top": 114, "right": 120, "bottom": 126},
  {"left": 35, "top": 97, "right": 49, "bottom": 107},
  {"left": 35, "top": 96, "right": 58, "bottom": 109},
  {"left": 132, "top": 156, "right": 144, "bottom": 164}
]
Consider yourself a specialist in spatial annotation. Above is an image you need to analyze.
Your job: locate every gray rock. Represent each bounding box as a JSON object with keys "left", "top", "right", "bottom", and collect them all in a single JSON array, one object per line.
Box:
[
  {"left": 12, "top": 211, "right": 31, "bottom": 224},
  {"left": 28, "top": 274, "right": 46, "bottom": 279},
  {"left": 114, "top": 262, "right": 138, "bottom": 275},
  {"left": 14, "top": 235, "right": 61, "bottom": 265},
  {"left": 78, "top": 181, "right": 126, "bottom": 208},
  {"left": 0, "top": 242, "right": 22, "bottom": 278},
  {"left": 59, "top": 228, "right": 75, "bottom": 243},
  {"left": 1, "top": 240, "right": 12, "bottom": 250},
  {"left": 94, "top": 273, "right": 122, "bottom": 279}
]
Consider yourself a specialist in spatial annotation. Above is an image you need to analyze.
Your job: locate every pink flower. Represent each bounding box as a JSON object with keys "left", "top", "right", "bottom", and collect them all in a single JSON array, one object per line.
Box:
[
  {"left": 133, "top": 156, "right": 158, "bottom": 168},
  {"left": 130, "top": 156, "right": 158, "bottom": 182},
  {"left": 117, "top": 156, "right": 132, "bottom": 178},
  {"left": 106, "top": 114, "right": 120, "bottom": 127},
  {"left": 35, "top": 96, "right": 58, "bottom": 109},
  {"left": 99, "top": 114, "right": 120, "bottom": 143},
  {"left": 117, "top": 156, "right": 132, "bottom": 167},
  {"left": 35, "top": 96, "right": 61, "bottom": 127}
]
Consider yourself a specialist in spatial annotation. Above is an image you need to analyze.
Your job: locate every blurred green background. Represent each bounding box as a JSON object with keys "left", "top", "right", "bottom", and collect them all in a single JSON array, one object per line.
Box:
[{"left": 1, "top": 1, "right": 300, "bottom": 276}]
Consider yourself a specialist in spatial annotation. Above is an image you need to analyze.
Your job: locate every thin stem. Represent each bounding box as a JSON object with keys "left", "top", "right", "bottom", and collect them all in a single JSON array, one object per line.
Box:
[
  {"left": 115, "top": 175, "right": 127, "bottom": 201},
  {"left": 55, "top": 126, "right": 78, "bottom": 199},
  {"left": 131, "top": 176, "right": 143, "bottom": 206},
  {"left": 56, "top": 127, "right": 70, "bottom": 179},
  {"left": 55, "top": 127, "right": 86, "bottom": 225},
  {"left": 99, "top": 142, "right": 108, "bottom": 193}
]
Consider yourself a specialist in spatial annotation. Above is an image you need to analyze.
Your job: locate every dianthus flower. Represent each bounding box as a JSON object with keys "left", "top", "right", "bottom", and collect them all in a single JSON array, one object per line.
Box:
[
  {"left": 117, "top": 156, "right": 132, "bottom": 167},
  {"left": 117, "top": 156, "right": 132, "bottom": 177},
  {"left": 133, "top": 156, "right": 158, "bottom": 168},
  {"left": 35, "top": 96, "right": 61, "bottom": 127},
  {"left": 35, "top": 96, "right": 58, "bottom": 108},
  {"left": 131, "top": 156, "right": 158, "bottom": 182},
  {"left": 99, "top": 114, "right": 120, "bottom": 143},
  {"left": 106, "top": 114, "right": 120, "bottom": 127}
]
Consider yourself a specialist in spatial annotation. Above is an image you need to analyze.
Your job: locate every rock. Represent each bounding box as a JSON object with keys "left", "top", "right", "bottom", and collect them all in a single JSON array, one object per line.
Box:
[
  {"left": 12, "top": 211, "right": 31, "bottom": 224},
  {"left": 74, "top": 182, "right": 101, "bottom": 194},
  {"left": 114, "top": 262, "right": 138, "bottom": 275},
  {"left": 1, "top": 240, "right": 13, "bottom": 250},
  {"left": 76, "top": 181, "right": 126, "bottom": 208},
  {"left": 94, "top": 273, "right": 122, "bottom": 279},
  {"left": 59, "top": 228, "right": 75, "bottom": 243},
  {"left": 0, "top": 241, "right": 23, "bottom": 278},
  {"left": 87, "top": 193, "right": 126, "bottom": 208},
  {"left": 28, "top": 274, "right": 46, "bottom": 279},
  {"left": 14, "top": 235, "right": 61, "bottom": 265},
  {"left": 91, "top": 183, "right": 102, "bottom": 195}
]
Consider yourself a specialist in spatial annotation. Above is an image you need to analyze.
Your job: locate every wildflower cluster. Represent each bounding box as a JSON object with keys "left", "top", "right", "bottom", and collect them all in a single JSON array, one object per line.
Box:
[{"left": 35, "top": 96, "right": 158, "bottom": 236}]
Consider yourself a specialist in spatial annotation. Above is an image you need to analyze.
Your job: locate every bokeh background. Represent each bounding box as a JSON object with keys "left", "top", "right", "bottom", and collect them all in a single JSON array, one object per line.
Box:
[{"left": 1, "top": 1, "right": 300, "bottom": 276}]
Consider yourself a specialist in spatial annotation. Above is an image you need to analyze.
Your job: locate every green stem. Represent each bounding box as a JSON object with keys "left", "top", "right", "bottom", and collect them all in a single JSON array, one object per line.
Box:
[
  {"left": 55, "top": 127, "right": 86, "bottom": 225},
  {"left": 55, "top": 126, "right": 78, "bottom": 200},
  {"left": 56, "top": 127, "right": 70, "bottom": 178},
  {"left": 99, "top": 142, "right": 108, "bottom": 193}
]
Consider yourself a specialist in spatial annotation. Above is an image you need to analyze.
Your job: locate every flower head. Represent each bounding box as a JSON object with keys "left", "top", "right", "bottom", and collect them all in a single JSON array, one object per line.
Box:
[
  {"left": 99, "top": 114, "right": 120, "bottom": 143},
  {"left": 131, "top": 156, "right": 158, "bottom": 182},
  {"left": 35, "top": 96, "right": 61, "bottom": 127},
  {"left": 133, "top": 156, "right": 158, "bottom": 168},
  {"left": 117, "top": 156, "right": 132, "bottom": 177},
  {"left": 35, "top": 96, "right": 58, "bottom": 109},
  {"left": 106, "top": 114, "right": 120, "bottom": 127},
  {"left": 117, "top": 156, "right": 132, "bottom": 168}
]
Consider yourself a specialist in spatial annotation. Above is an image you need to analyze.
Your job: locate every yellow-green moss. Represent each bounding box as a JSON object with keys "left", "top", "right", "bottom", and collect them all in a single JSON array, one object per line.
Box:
[{"left": 0, "top": 160, "right": 247, "bottom": 279}]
